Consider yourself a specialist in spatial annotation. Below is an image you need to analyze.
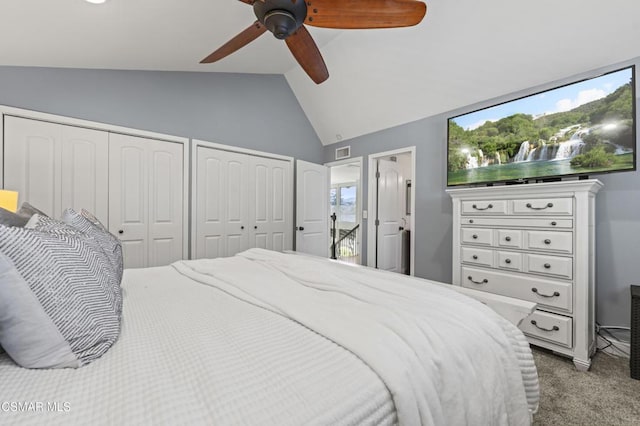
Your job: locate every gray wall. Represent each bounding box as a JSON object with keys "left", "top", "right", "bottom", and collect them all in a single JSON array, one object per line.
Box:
[
  {"left": 0, "top": 66, "right": 323, "bottom": 162},
  {"left": 325, "top": 57, "right": 640, "bottom": 328}
]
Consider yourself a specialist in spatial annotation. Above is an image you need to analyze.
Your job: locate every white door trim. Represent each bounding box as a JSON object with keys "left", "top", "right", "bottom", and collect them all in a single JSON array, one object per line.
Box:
[
  {"left": 367, "top": 147, "right": 416, "bottom": 275},
  {"left": 325, "top": 156, "right": 363, "bottom": 264},
  {"left": 190, "top": 139, "right": 294, "bottom": 259}
]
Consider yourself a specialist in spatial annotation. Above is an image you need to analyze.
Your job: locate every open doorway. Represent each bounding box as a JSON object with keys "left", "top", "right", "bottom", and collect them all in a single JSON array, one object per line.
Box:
[
  {"left": 367, "top": 147, "right": 415, "bottom": 275},
  {"left": 326, "top": 157, "right": 363, "bottom": 265}
]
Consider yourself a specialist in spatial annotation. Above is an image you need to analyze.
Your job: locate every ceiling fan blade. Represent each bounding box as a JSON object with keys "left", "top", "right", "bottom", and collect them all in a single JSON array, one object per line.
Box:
[
  {"left": 285, "top": 25, "right": 329, "bottom": 84},
  {"left": 305, "top": 0, "right": 427, "bottom": 29},
  {"left": 200, "top": 21, "right": 267, "bottom": 64}
]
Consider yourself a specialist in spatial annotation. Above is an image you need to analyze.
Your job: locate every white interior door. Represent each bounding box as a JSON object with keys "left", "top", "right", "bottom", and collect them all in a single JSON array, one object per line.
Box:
[
  {"left": 147, "top": 139, "right": 184, "bottom": 267},
  {"left": 109, "top": 134, "right": 149, "bottom": 269},
  {"left": 60, "top": 125, "right": 109, "bottom": 223},
  {"left": 4, "top": 117, "right": 61, "bottom": 216},
  {"left": 223, "top": 152, "right": 249, "bottom": 257},
  {"left": 109, "top": 133, "right": 183, "bottom": 269},
  {"left": 194, "top": 147, "right": 249, "bottom": 259},
  {"left": 376, "top": 159, "right": 403, "bottom": 272},
  {"left": 295, "top": 159, "right": 329, "bottom": 257},
  {"left": 249, "top": 156, "right": 290, "bottom": 252},
  {"left": 195, "top": 146, "right": 226, "bottom": 259}
]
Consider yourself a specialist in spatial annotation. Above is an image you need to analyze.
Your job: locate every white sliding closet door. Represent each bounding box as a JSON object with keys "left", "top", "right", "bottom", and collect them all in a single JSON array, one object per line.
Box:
[
  {"left": 4, "top": 116, "right": 108, "bottom": 222},
  {"left": 249, "top": 156, "right": 290, "bottom": 251},
  {"left": 109, "top": 133, "right": 183, "bottom": 269}
]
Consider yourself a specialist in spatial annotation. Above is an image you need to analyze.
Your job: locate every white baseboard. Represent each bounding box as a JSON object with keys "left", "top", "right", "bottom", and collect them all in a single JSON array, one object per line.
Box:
[{"left": 597, "top": 335, "right": 630, "bottom": 358}]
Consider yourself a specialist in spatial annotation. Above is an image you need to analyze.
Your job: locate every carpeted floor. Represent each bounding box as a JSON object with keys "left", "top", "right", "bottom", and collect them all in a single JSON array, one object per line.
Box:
[{"left": 532, "top": 348, "right": 640, "bottom": 425}]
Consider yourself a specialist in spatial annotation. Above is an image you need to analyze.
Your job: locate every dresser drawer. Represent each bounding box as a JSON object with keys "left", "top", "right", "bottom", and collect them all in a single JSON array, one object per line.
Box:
[
  {"left": 526, "top": 230, "right": 573, "bottom": 254},
  {"left": 461, "top": 247, "right": 494, "bottom": 267},
  {"left": 497, "top": 251, "right": 523, "bottom": 271},
  {"left": 497, "top": 229, "right": 522, "bottom": 248},
  {"left": 461, "top": 200, "right": 507, "bottom": 215},
  {"left": 461, "top": 228, "right": 493, "bottom": 246},
  {"left": 462, "top": 217, "right": 573, "bottom": 229},
  {"left": 513, "top": 197, "right": 573, "bottom": 215},
  {"left": 461, "top": 266, "right": 572, "bottom": 312},
  {"left": 527, "top": 254, "right": 573, "bottom": 279},
  {"left": 520, "top": 310, "right": 573, "bottom": 348}
]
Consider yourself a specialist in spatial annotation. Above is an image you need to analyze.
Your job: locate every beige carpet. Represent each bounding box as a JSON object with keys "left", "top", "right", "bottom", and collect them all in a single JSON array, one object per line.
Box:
[{"left": 532, "top": 348, "right": 640, "bottom": 425}]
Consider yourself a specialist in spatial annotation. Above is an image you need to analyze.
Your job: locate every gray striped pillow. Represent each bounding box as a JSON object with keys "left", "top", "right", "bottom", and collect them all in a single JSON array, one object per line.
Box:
[{"left": 0, "top": 216, "right": 122, "bottom": 368}]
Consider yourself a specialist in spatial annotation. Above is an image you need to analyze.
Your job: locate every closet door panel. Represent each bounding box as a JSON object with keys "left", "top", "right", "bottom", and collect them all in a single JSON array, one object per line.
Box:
[
  {"left": 249, "top": 157, "right": 270, "bottom": 249},
  {"left": 196, "top": 147, "right": 225, "bottom": 259},
  {"left": 4, "top": 117, "right": 61, "bottom": 217},
  {"left": 109, "top": 135, "right": 149, "bottom": 269},
  {"left": 224, "top": 153, "right": 248, "bottom": 256},
  {"left": 270, "top": 159, "right": 290, "bottom": 251},
  {"left": 61, "top": 125, "right": 109, "bottom": 223},
  {"left": 148, "top": 142, "right": 183, "bottom": 266}
]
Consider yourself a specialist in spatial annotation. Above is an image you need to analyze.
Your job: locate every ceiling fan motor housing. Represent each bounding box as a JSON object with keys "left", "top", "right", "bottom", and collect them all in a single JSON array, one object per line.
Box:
[{"left": 254, "top": 0, "right": 307, "bottom": 39}]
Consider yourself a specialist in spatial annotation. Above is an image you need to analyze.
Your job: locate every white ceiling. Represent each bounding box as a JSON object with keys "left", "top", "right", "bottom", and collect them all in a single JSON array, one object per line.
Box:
[{"left": 1, "top": 0, "right": 639, "bottom": 146}]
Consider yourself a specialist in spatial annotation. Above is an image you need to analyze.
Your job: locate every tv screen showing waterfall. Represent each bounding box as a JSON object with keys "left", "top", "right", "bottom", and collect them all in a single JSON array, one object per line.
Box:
[{"left": 447, "top": 66, "right": 636, "bottom": 186}]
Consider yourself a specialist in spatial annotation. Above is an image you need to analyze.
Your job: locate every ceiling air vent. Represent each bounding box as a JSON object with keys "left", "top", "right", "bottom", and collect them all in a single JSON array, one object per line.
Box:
[{"left": 335, "top": 146, "right": 351, "bottom": 160}]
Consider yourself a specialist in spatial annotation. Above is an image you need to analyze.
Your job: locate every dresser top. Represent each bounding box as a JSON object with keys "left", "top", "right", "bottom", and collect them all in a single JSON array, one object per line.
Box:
[{"left": 446, "top": 179, "right": 603, "bottom": 199}]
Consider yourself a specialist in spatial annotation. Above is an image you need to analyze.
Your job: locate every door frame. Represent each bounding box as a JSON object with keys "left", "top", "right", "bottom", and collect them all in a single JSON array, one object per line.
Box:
[
  {"left": 325, "top": 156, "right": 363, "bottom": 264},
  {"left": 190, "top": 139, "right": 294, "bottom": 259},
  {"left": 367, "top": 146, "right": 416, "bottom": 275}
]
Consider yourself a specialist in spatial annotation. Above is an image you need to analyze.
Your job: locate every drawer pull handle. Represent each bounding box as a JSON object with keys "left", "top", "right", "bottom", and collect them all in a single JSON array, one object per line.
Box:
[
  {"left": 531, "top": 288, "right": 560, "bottom": 298},
  {"left": 467, "top": 276, "right": 488, "bottom": 285},
  {"left": 505, "top": 258, "right": 512, "bottom": 264},
  {"left": 551, "top": 221, "right": 557, "bottom": 226},
  {"left": 544, "top": 263, "right": 551, "bottom": 269},
  {"left": 526, "top": 202, "right": 554, "bottom": 210},
  {"left": 544, "top": 239, "right": 551, "bottom": 245},
  {"left": 505, "top": 236, "right": 512, "bottom": 242},
  {"left": 530, "top": 320, "right": 559, "bottom": 332},
  {"left": 472, "top": 234, "right": 478, "bottom": 239},
  {"left": 472, "top": 203, "right": 493, "bottom": 210},
  {"left": 469, "top": 219, "right": 474, "bottom": 224},
  {"left": 472, "top": 255, "right": 478, "bottom": 260}
]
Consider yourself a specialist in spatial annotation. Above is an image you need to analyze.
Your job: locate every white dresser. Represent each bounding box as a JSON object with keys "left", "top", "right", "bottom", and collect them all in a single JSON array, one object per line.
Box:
[{"left": 447, "top": 180, "right": 602, "bottom": 370}]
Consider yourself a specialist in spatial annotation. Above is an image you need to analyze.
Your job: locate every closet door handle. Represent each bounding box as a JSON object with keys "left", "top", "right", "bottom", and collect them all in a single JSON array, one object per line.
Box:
[
  {"left": 530, "top": 320, "right": 559, "bottom": 332},
  {"left": 467, "top": 276, "right": 488, "bottom": 285},
  {"left": 297, "top": 226, "right": 305, "bottom": 231}
]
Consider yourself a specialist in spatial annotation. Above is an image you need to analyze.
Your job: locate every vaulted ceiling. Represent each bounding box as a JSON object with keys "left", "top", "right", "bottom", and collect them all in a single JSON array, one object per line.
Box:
[{"left": 1, "top": 0, "right": 639, "bottom": 145}]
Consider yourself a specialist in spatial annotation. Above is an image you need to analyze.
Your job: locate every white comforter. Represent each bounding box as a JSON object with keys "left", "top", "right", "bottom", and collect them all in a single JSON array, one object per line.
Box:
[{"left": 174, "top": 249, "right": 538, "bottom": 426}]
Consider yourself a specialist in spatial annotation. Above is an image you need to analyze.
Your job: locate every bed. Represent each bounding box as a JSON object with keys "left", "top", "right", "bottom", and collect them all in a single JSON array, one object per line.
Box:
[{"left": 0, "top": 246, "right": 539, "bottom": 426}]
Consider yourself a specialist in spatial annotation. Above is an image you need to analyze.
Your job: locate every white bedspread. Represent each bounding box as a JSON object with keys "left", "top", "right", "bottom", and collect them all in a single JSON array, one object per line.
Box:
[
  {"left": 174, "top": 248, "right": 538, "bottom": 426},
  {"left": 0, "top": 262, "right": 395, "bottom": 425}
]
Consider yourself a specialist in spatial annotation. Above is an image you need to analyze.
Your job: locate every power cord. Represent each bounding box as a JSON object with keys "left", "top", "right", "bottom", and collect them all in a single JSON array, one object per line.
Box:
[{"left": 596, "top": 322, "right": 630, "bottom": 356}]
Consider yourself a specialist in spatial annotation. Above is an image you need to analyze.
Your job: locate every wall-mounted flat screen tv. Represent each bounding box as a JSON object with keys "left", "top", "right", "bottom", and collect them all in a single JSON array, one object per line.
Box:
[{"left": 447, "top": 66, "right": 636, "bottom": 186}]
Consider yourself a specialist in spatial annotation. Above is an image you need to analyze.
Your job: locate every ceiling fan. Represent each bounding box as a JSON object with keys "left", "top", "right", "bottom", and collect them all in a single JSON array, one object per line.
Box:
[{"left": 200, "top": 0, "right": 427, "bottom": 84}]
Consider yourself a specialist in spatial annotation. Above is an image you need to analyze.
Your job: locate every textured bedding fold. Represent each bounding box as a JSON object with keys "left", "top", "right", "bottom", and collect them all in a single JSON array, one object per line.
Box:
[{"left": 173, "top": 248, "right": 538, "bottom": 426}]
